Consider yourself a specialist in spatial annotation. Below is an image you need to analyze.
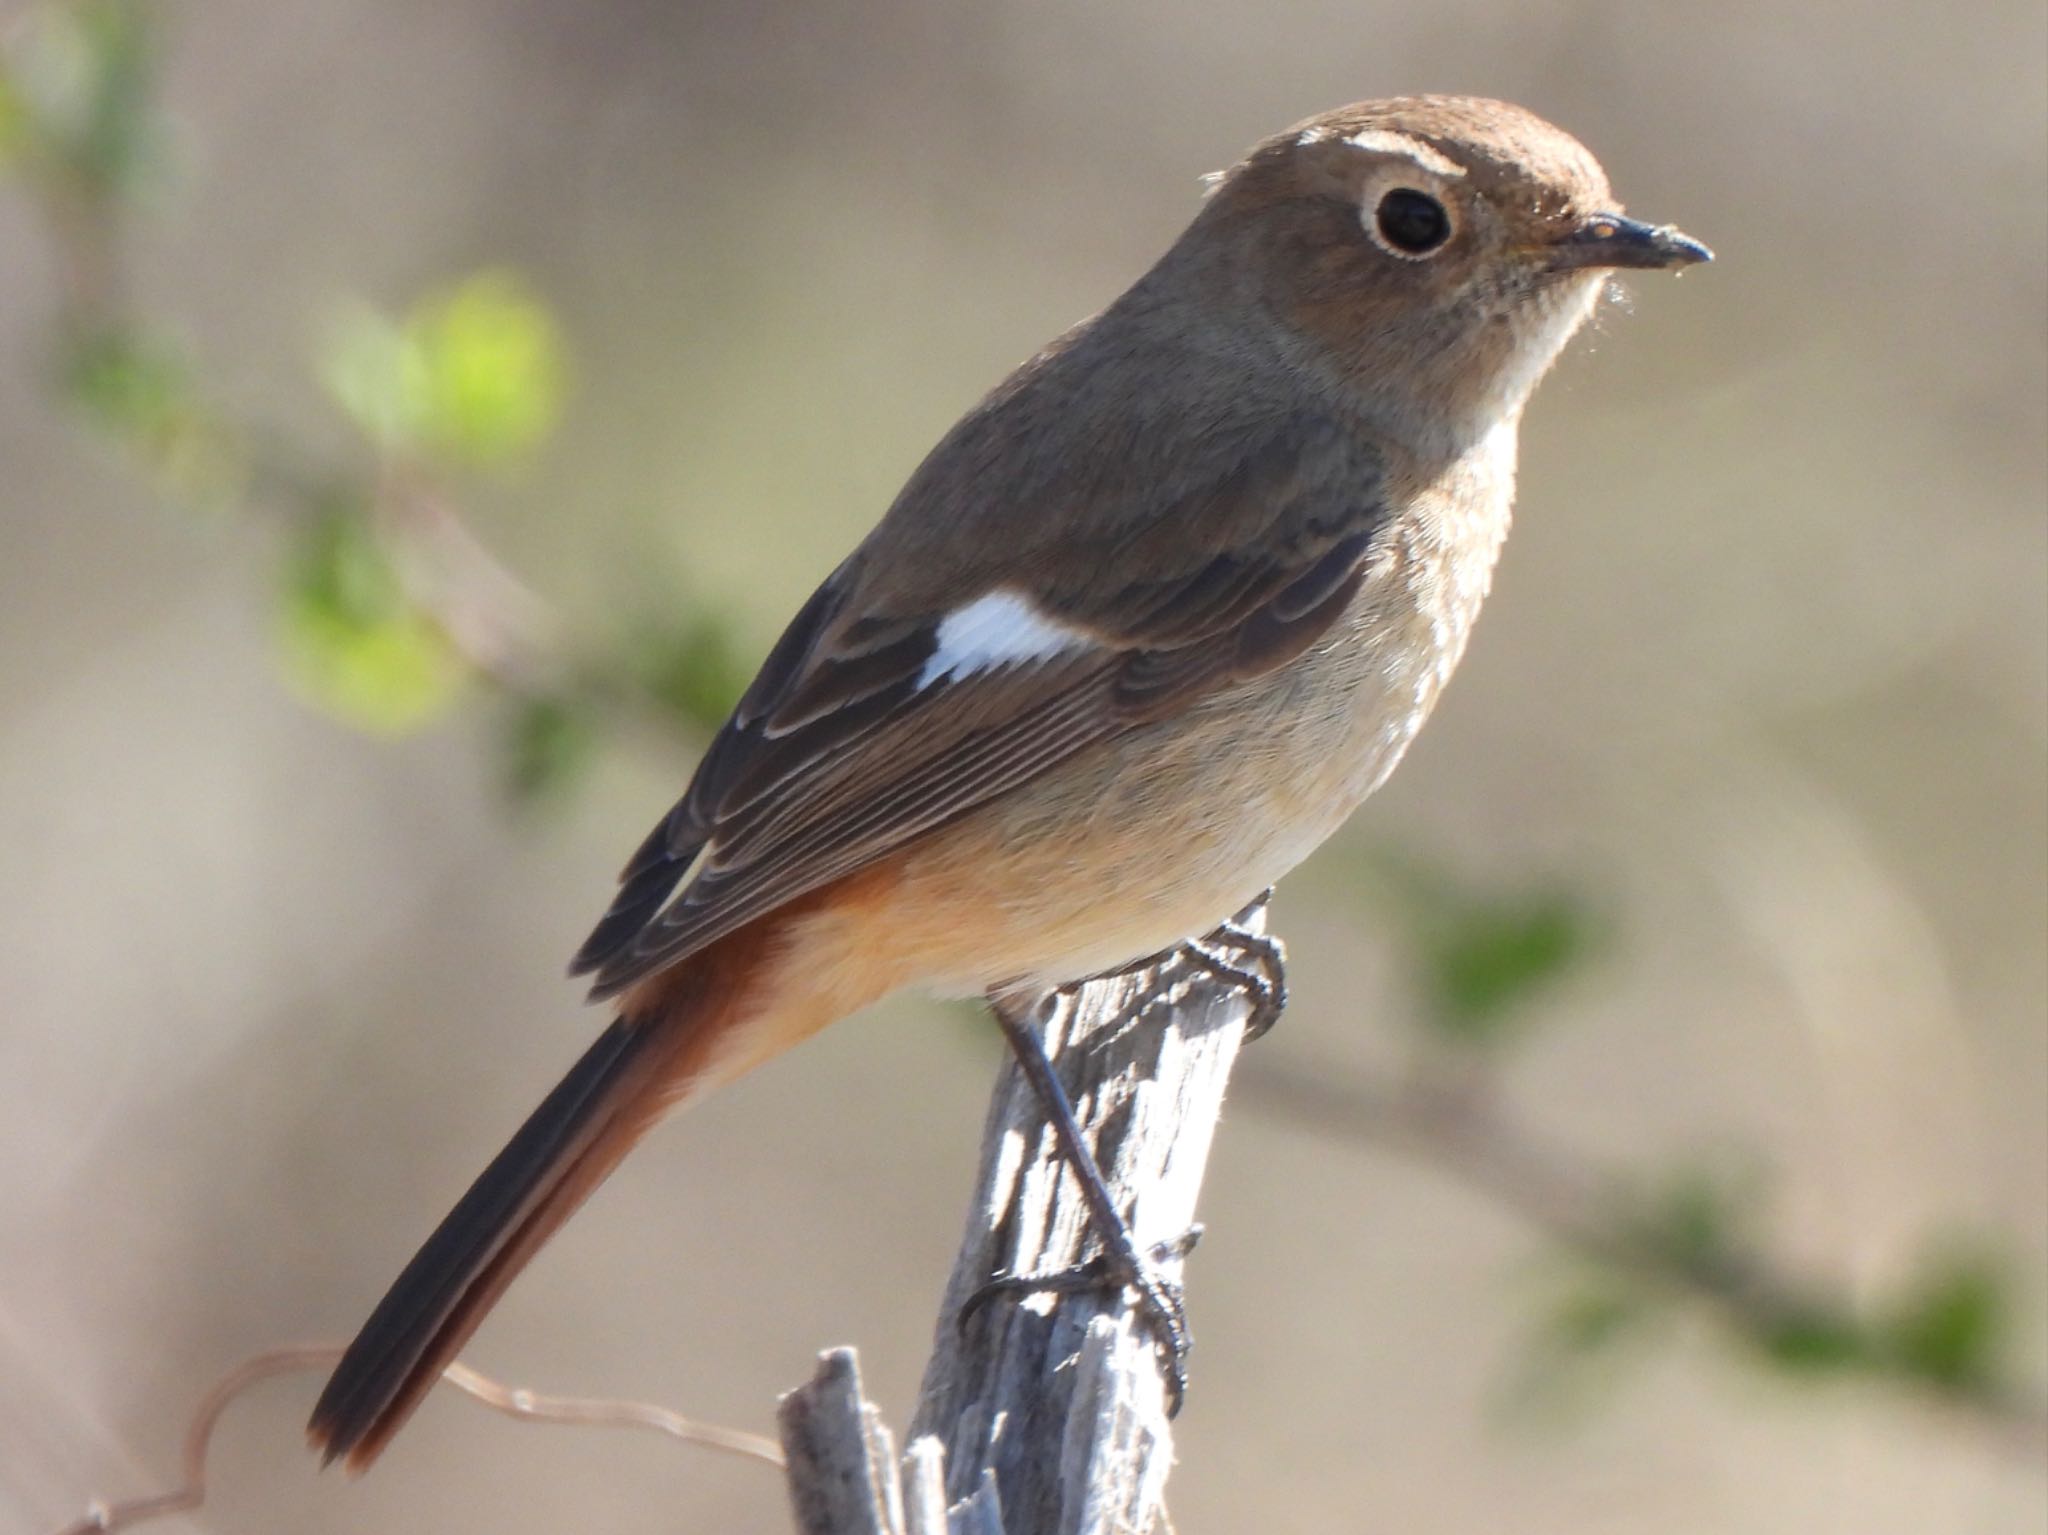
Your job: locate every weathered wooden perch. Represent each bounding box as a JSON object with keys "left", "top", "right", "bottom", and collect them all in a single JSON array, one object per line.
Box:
[{"left": 780, "top": 907, "right": 1273, "bottom": 1534}]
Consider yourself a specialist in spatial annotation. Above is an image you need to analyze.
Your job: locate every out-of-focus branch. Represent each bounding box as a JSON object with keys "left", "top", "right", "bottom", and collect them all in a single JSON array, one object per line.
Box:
[
  {"left": 6, "top": 1, "right": 730, "bottom": 770},
  {"left": 43, "top": 1343, "right": 782, "bottom": 1535},
  {"left": 379, "top": 471, "right": 565, "bottom": 694},
  {"left": 1240, "top": 1057, "right": 2048, "bottom": 1463}
]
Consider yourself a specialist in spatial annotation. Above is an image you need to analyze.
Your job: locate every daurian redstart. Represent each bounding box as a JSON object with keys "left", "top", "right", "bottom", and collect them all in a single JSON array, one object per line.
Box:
[{"left": 310, "top": 95, "right": 1709, "bottom": 1467}]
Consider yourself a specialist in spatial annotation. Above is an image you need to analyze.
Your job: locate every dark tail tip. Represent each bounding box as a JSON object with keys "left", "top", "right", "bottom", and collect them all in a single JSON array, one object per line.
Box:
[{"left": 308, "top": 1018, "right": 654, "bottom": 1470}]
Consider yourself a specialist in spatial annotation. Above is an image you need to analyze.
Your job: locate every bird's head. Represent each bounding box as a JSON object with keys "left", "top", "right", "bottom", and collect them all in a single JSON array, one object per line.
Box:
[{"left": 1178, "top": 95, "right": 1711, "bottom": 447}]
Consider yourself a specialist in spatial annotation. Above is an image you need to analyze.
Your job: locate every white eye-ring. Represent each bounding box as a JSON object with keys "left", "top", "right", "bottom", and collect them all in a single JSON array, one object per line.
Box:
[{"left": 1365, "top": 185, "right": 1456, "bottom": 260}]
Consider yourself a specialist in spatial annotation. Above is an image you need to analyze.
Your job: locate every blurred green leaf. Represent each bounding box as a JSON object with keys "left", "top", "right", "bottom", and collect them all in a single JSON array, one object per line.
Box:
[
  {"left": 1358, "top": 848, "right": 1604, "bottom": 1044},
  {"left": 1502, "top": 1276, "right": 1667, "bottom": 1424},
  {"left": 1753, "top": 1302, "right": 1869, "bottom": 1376},
  {"left": 409, "top": 270, "right": 563, "bottom": 467},
  {"left": 633, "top": 611, "right": 749, "bottom": 733},
  {"left": 1620, "top": 1161, "right": 1760, "bottom": 1279},
  {"left": 4, "top": 0, "right": 165, "bottom": 197},
  {"left": 1548, "top": 1282, "right": 1656, "bottom": 1356},
  {"left": 59, "top": 322, "right": 243, "bottom": 509},
  {"left": 279, "top": 507, "right": 463, "bottom": 734},
  {"left": 1880, "top": 1250, "right": 2008, "bottom": 1392},
  {"left": 61, "top": 320, "right": 189, "bottom": 435},
  {"left": 320, "top": 272, "right": 564, "bottom": 468},
  {"left": 1420, "top": 887, "right": 1595, "bottom": 1040},
  {"left": 501, "top": 693, "right": 599, "bottom": 805},
  {"left": 1645, "top": 1170, "right": 1737, "bottom": 1272},
  {"left": 319, "top": 302, "right": 429, "bottom": 454}
]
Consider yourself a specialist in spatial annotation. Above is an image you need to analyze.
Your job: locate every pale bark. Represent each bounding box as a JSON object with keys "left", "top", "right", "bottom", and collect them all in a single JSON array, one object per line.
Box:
[{"left": 781, "top": 910, "right": 1268, "bottom": 1533}]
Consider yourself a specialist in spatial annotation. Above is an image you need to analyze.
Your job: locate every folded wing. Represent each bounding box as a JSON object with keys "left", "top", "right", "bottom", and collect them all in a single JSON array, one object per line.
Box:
[{"left": 572, "top": 417, "right": 1389, "bottom": 998}]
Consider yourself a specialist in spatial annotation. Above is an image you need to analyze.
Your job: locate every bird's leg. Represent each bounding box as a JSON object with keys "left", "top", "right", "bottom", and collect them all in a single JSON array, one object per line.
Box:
[
  {"left": 1179, "top": 889, "right": 1288, "bottom": 1040},
  {"left": 966, "top": 991, "right": 1195, "bottom": 1414},
  {"left": 964, "top": 892, "right": 1286, "bottom": 1406}
]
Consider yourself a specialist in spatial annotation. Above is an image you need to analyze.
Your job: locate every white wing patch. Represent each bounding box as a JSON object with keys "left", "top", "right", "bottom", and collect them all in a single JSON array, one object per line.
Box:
[{"left": 917, "top": 589, "right": 1091, "bottom": 688}]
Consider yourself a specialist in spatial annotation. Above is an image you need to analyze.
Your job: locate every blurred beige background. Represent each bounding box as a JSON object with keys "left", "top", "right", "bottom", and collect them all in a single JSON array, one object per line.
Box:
[{"left": 2, "top": 1, "right": 2043, "bottom": 1531}]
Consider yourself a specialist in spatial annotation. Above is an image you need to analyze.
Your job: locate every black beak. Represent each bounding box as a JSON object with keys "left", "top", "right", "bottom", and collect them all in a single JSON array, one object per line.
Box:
[{"left": 1551, "top": 213, "right": 1713, "bottom": 272}]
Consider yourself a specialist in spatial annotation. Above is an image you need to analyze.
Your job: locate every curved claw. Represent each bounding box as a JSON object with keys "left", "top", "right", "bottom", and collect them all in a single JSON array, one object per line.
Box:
[
  {"left": 1183, "top": 891, "right": 1289, "bottom": 1040},
  {"left": 959, "top": 1227, "right": 1203, "bottom": 1416}
]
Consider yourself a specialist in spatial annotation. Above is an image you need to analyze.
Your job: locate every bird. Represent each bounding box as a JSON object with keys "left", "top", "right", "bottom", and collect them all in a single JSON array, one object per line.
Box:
[{"left": 308, "top": 94, "right": 1710, "bottom": 1469}]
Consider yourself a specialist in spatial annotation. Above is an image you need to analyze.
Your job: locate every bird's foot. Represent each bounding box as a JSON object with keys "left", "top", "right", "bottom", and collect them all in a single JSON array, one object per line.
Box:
[
  {"left": 961, "top": 1226, "right": 1203, "bottom": 1415},
  {"left": 1180, "top": 890, "right": 1288, "bottom": 1040},
  {"left": 1064, "top": 889, "right": 1288, "bottom": 1046}
]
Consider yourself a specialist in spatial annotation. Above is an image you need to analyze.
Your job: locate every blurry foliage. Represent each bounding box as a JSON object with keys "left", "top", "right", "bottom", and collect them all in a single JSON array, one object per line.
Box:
[
  {"left": 1881, "top": 1248, "right": 2012, "bottom": 1395},
  {"left": 61, "top": 320, "right": 188, "bottom": 437},
  {"left": 279, "top": 506, "right": 465, "bottom": 735},
  {"left": 0, "top": 0, "right": 166, "bottom": 199},
  {"left": 630, "top": 610, "right": 752, "bottom": 735},
  {"left": 1514, "top": 1163, "right": 2023, "bottom": 1426},
  {"left": 500, "top": 692, "right": 602, "bottom": 807},
  {"left": 1507, "top": 1275, "right": 1669, "bottom": 1422},
  {"left": 1363, "top": 849, "right": 1606, "bottom": 1044},
  {"left": 411, "top": 273, "right": 565, "bottom": 467},
  {"left": 1422, "top": 888, "right": 1594, "bottom": 1040},
  {"left": 320, "top": 271, "right": 564, "bottom": 470},
  {"left": 2, "top": 0, "right": 657, "bottom": 753},
  {"left": 4, "top": 0, "right": 2041, "bottom": 1462},
  {"left": 57, "top": 321, "right": 244, "bottom": 509},
  {"left": 319, "top": 302, "right": 430, "bottom": 457},
  {"left": 1617, "top": 1158, "right": 1762, "bottom": 1280}
]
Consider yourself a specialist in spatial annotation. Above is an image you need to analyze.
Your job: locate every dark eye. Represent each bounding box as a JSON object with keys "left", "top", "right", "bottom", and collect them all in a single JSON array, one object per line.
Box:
[{"left": 1373, "top": 188, "right": 1452, "bottom": 256}]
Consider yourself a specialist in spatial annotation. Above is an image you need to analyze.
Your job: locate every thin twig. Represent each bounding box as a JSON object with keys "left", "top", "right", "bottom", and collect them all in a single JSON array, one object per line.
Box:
[
  {"left": 44, "top": 1343, "right": 783, "bottom": 1535},
  {"left": 379, "top": 465, "right": 572, "bottom": 697}
]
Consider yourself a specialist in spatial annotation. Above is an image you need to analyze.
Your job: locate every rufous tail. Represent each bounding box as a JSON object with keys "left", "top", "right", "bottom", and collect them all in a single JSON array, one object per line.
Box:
[{"left": 306, "top": 935, "right": 767, "bottom": 1471}]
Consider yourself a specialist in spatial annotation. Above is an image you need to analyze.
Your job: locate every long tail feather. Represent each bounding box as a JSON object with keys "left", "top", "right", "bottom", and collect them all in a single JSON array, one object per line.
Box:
[
  {"left": 307, "top": 882, "right": 866, "bottom": 1471},
  {"left": 307, "top": 1011, "right": 684, "bottom": 1469}
]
